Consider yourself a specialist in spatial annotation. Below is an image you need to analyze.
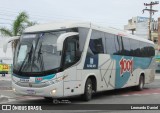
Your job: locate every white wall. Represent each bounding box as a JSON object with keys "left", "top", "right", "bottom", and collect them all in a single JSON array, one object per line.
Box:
[
  {"left": 135, "top": 21, "right": 148, "bottom": 40},
  {"left": 0, "top": 37, "right": 13, "bottom": 64}
]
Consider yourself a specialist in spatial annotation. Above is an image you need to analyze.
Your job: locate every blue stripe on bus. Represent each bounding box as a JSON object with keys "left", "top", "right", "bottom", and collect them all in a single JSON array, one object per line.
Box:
[
  {"left": 111, "top": 55, "right": 152, "bottom": 88},
  {"left": 83, "top": 54, "right": 152, "bottom": 88},
  {"left": 13, "top": 73, "right": 56, "bottom": 84},
  {"left": 35, "top": 74, "right": 56, "bottom": 83}
]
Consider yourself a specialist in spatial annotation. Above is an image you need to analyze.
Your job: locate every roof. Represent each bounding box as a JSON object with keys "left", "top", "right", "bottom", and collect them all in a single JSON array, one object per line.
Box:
[
  {"left": 24, "top": 21, "right": 91, "bottom": 33},
  {"left": 24, "top": 21, "right": 154, "bottom": 45}
]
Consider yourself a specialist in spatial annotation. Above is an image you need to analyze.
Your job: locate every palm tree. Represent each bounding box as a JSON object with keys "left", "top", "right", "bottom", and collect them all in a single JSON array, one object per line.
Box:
[{"left": 0, "top": 11, "right": 36, "bottom": 49}]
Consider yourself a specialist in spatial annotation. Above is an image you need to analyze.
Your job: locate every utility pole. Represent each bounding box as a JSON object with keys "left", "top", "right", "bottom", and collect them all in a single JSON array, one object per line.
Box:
[{"left": 142, "top": 1, "right": 159, "bottom": 40}]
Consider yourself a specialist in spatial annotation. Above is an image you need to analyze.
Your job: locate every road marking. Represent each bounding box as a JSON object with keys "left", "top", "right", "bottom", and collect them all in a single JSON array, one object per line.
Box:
[
  {"left": 122, "top": 93, "right": 160, "bottom": 97},
  {"left": 121, "top": 88, "right": 160, "bottom": 97}
]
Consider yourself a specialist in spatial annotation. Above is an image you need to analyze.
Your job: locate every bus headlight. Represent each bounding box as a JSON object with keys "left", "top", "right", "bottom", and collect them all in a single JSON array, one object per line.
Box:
[
  {"left": 12, "top": 88, "right": 16, "bottom": 92},
  {"left": 50, "top": 89, "right": 56, "bottom": 95}
]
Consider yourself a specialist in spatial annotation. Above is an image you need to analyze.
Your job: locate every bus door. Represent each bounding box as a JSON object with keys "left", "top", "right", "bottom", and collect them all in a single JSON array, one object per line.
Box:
[{"left": 63, "top": 36, "right": 81, "bottom": 96}]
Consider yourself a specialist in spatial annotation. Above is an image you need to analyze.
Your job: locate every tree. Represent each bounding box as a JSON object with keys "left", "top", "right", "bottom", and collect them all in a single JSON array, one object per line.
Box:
[{"left": 0, "top": 11, "right": 36, "bottom": 49}]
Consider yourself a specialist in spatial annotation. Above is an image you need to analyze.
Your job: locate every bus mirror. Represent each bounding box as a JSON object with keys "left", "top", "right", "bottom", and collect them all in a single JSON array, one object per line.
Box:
[
  {"left": 57, "top": 32, "right": 79, "bottom": 51},
  {"left": 3, "top": 36, "right": 20, "bottom": 53}
]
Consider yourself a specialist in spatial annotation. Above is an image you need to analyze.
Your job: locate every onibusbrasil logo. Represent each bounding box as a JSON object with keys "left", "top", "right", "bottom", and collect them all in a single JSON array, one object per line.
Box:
[{"left": 1, "top": 105, "right": 42, "bottom": 110}]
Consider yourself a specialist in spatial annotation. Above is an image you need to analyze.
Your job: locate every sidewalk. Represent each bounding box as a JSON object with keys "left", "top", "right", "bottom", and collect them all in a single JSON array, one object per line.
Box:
[{"left": 0, "top": 74, "right": 11, "bottom": 81}]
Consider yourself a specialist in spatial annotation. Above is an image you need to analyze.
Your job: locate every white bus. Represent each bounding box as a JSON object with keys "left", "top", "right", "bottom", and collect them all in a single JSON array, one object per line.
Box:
[{"left": 7, "top": 22, "right": 155, "bottom": 101}]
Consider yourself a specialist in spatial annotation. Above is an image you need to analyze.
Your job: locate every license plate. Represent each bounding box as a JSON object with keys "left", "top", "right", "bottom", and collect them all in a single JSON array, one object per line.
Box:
[
  {"left": 20, "top": 79, "right": 29, "bottom": 82},
  {"left": 26, "top": 89, "right": 36, "bottom": 95}
]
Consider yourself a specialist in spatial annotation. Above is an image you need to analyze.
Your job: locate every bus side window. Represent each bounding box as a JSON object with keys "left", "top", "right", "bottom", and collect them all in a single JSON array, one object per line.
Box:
[
  {"left": 63, "top": 37, "right": 79, "bottom": 69},
  {"left": 121, "top": 37, "right": 130, "bottom": 56},
  {"left": 89, "top": 38, "right": 104, "bottom": 54},
  {"left": 105, "top": 33, "right": 117, "bottom": 55},
  {"left": 130, "top": 39, "right": 140, "bottom": 57},
  {"left": 88, "top": 30, "right": 105, "bottom": 55},
  {"left": 148, "top": 44, "right": 155, "bottom": 57},
  {"left": 140, "top": 42, "right": 148, "bottom": 57}
]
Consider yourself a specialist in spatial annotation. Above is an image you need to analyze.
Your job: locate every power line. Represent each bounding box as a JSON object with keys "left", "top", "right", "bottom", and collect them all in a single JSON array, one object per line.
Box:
[
  {"left": 0, "top": 7, "right": 127, "bottom": 29},
  {"left": 0, "top": 7, "right": 129, "bottom": 22},
  {"left": 0, "top": 12, "right": 126, "bottom": 25},
  {"left": 0, "top": 8, "right": 85, "bottom": 20},
  {"left": 142, "top": 1, "right": 159, "bottom": 40}
]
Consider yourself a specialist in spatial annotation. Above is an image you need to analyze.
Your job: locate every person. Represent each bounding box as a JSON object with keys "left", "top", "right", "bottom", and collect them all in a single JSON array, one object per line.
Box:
[
  {"left": 0, "top": 60, "right": 4, "bottom": 77},
  {"left": 65, "top": 52, "right": 72, "bottom": 64},
  {"left": 2, "top": 73, "right": 5, "bottom": 77},
  {"left": 0, "top": 60, "right": 6, "bottom": 77}
]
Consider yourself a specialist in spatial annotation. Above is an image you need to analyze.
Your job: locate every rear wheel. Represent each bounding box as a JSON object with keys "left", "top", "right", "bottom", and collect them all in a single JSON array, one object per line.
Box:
[
  {"left": 135, "top": 75, "right": 144, "bottom": 91},
  {"left": 82, "top": 78, "right": 93, "bottom": 101}
]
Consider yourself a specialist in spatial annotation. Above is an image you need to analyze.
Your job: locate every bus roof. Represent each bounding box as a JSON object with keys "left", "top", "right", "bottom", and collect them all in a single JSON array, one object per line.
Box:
[
  {"left": 24, "top": 21, "right": 91, "bottom": 33},
  {"left": 24, "top": 21, "right": 154, "bottom": 45}
]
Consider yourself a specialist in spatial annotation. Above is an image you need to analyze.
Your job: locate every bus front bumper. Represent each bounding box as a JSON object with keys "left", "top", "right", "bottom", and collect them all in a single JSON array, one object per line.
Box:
[{"left": 12, "top": 81, "right": 64, "bottom": 98}]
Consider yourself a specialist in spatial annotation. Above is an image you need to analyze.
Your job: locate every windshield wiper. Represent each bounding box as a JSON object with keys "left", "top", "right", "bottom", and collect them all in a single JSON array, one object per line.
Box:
[
  {"left": 37, "top": 42, "right": 44, "bottom": 71},
  {"left": 18, "top": 44, "right": 33, "bottom": 72}
]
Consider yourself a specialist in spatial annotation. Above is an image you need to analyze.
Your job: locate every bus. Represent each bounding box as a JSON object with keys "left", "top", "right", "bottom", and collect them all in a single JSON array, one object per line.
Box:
[
  {"left": 4, "top": 22, "right": 155, "bottom": 101},
  {"left": 0, "top": 63, "right": 10, "bottom": 75},
  {"left": 155, "top": 50, "right": 160, "bottom": 72}
]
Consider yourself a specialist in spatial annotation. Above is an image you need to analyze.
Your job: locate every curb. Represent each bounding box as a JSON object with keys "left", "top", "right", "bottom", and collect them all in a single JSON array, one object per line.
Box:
[
  {"left": 0, "top": 77, "right": 11, "bottom": 81},
  {"left": 0, "top": 87, "right": 12, "bottom": 90},
  {"left": 0, "top": 79, "right": 11, "bottom": 81}
]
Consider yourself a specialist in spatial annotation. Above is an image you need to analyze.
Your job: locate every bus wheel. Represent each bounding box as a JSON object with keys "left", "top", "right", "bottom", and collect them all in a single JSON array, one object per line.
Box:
[
  {"left": 82, "top": 78, "right": 92, "bottom": 101},
  {"left": 135, "top": 75, "right": 144, "bottom": 91}
]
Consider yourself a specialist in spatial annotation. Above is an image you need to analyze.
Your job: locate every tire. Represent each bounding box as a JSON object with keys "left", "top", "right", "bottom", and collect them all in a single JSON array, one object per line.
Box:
[
  {"left": 82, "top": 78, "right": 93, "bottom": 101},
  {"left": 135, "top": 75, "right": 144, "bottom": 91}
]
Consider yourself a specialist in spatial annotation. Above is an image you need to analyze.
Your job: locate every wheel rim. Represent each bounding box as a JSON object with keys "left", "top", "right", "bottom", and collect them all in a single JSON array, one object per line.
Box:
[
  {"left": 140, "top": 78, "right": 144, "bottom": 89},
  {"left": 87, "top": 84, "right": 92, "bottom": 95}
]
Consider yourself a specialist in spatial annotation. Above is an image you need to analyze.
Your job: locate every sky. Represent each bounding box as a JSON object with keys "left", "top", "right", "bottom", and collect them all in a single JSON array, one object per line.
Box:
[
  {"left": 0, "top": 0, "right": 159, "bottom": 30},
  {"left": 0, "top": 0, "right": 159, "bottom": 60}
]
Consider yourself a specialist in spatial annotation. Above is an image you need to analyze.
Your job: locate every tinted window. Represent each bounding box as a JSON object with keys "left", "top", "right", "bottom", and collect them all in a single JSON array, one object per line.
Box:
[
  {"left": 87, "top": 30, "right": 154, "bottom": 58},
  {"left": 114, "top": 36, "right": 123, "bottom": 55},
  {"left": 130, "top": 39, "right": 140, "bottom": 57},
  {"left": 89, "top": 38, "right": 104, "bottom": 54},
  {"left": 64, "top": 40, "right": 76, "bottom": 64},
  {"left": 63, "top": 37, "right": 79, "bottom": 69},
  {"left": 105, "top": 33, "right": 117, "bottom": 54},
  {"left": 148, "top": 44, "right": 155, "bottom": 57},
  {"left": 122, "top": 38, "right": 130, "bottom": 56},
  {"left": 140, "top": 42, "right": 149, "bottom": 57},
  {"left": 88, "top": 30, "right": 104, "bottom": 55}
]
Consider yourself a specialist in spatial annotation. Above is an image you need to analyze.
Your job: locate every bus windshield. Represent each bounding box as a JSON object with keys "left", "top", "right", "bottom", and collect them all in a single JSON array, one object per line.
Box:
[{"left": 14, "top": 31, "right": 66, "bottom": 75}]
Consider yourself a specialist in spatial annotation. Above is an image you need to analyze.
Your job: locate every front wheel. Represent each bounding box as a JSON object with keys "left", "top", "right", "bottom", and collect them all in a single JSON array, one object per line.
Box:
[
  {"left": 135, "top": 75, "right": 144, "bottom": 91},
  {"left": 82, "top": 78, "right": 93, "bottom": 101}
]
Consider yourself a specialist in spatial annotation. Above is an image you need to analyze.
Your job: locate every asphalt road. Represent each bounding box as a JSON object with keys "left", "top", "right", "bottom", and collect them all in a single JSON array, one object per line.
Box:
[{"left": 1, "top": 74, "right": 160, "bottom": 113}]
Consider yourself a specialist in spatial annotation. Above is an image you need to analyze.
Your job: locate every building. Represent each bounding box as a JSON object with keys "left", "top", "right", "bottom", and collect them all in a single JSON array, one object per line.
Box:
[
  {"left": 124, "top": 16, "right": 158, "bottom": 42},
  {"left": 158, "top": 18, "right": 160, "bottom": 47},
  {"left": 0, "top": 37, "right": 13, "bottom": 64}
]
